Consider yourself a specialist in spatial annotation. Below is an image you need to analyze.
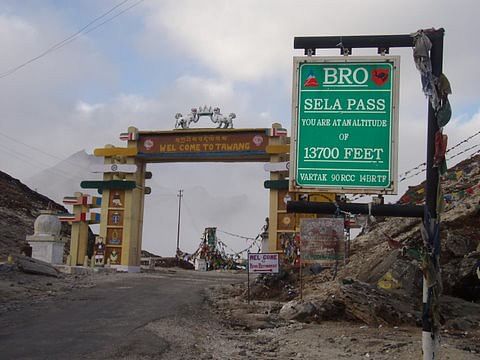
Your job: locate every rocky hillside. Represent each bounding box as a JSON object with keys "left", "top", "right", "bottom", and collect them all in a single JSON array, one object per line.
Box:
[
  {"left": 0, "top": 171, "right": 70, "bottom": 259},
  {"left": 305, "top": 154, "right": 480, "bottom": 328},
  {"left": 347, "top": 154, "right": 480, "bottom": 300},
  {"left": 246, "top": 154, "right": 480, "bottom": 332}
]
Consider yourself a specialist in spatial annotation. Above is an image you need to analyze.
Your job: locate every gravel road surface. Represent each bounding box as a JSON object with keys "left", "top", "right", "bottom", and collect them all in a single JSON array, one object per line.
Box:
[
  {"left": 0, "top": 269, "right": 244, "bottom": 360},
  {"left": 1, "top": 268, "right": 478, "bottom": 359}
]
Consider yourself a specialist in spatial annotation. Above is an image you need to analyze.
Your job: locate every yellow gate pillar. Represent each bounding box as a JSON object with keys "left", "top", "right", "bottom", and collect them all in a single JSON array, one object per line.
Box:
[
  {"left": 68, "top": 193, "right": 89, "bottom": 265},
  {"left": 96, "top": 127, "right": 146, "bottom": 272},
  {"left": 60, "top": 192, "right": 101, "bottom": 266},
  {"left": 267, "top": 123, "right": 290, "bottom": 252}
]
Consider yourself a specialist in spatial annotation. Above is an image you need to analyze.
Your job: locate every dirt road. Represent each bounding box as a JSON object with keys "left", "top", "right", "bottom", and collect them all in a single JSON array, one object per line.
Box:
[
  {"left": 0, "top": 269, "right": 478, "bottom": 359},
  {"left": 0, "top": 269, "right": 243, "bottom": 359}
]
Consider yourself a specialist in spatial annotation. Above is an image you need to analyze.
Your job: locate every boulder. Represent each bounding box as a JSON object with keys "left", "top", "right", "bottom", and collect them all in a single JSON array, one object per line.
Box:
[
  {"left": 338, "top": 281, "right": 420, "bottom": 326},
  {"left": 312, "top": 297, "right": 346, "bottom": 321},
  {"left": 440, "top": 295, "right": 480, "bottom": 331},
  {"left": 13, "top": 254, "right": 59, "bottom": 277},
  {"left": 279, "top": 300, "right": 317, "bottom": 321}
]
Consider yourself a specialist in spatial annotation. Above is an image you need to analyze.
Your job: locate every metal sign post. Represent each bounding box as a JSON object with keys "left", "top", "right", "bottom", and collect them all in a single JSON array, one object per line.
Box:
[
  {"left": 176, "top": 189, "right": 183, "bottom": 254},
  {"left": 290, "top": 30, "right": 445, "bottom": 360},
  {"left": 247, "top": 252, "right": 250, "bottom": 304},
  {"left": 299, "top": 256, "right": 303, "bottom": 300}
]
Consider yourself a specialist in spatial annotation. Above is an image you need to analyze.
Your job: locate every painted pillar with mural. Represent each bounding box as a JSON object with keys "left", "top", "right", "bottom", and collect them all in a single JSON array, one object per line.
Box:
[{"left": 95, "top": 126, "right": 146, "bottom": 272}]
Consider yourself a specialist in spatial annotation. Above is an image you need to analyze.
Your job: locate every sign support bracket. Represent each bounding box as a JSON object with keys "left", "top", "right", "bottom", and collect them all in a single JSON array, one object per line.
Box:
[{"left": 287, "top": 201, "right": 424, "bottom": 218}]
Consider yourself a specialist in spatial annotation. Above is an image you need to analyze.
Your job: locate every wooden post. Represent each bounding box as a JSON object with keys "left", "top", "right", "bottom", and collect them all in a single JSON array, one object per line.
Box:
[{"left": 299, "top": 237, "right": 303, "bottom": 300}]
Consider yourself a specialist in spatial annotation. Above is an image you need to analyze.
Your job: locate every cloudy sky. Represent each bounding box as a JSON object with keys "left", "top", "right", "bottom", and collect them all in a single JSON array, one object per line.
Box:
[{"left": 1, "top": 0, "right": 479, "bottom": 256}]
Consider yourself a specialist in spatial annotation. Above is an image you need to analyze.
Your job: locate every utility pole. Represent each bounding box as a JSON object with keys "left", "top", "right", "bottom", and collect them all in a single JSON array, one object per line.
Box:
[{"left": 176, "top": 189, "right": 183, "bottom": 255}]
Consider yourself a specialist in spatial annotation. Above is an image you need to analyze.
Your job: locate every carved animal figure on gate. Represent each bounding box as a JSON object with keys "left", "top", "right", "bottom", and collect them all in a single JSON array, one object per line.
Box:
[
  {"left": 211, "top": 107, "right": 236, "bottom": 128},
  {"left": 174, "top": 109, "right": 199, "bottom": 129},
  {"left": 187, "top": 108, "right": 199, "bottom": 126},
  {"left": 174, "top": 113, "right": 187, "bottom": 129}
]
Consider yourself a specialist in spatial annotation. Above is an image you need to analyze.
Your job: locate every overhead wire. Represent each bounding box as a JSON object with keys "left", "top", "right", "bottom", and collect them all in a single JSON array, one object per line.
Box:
[
  {"left": 216, "top": 238, "right": 260, "bottom": 257},
  {"left": 399, "top": 141, "right": 480, "bottom": 181},
  {"left": 445, "top": 129, "right": 480, "bottom": 155},
  {"left": 397, "top": 128, "right": 480, "bottom": 179},
  {"left": 447, "top": 142, "right": 480, "bottom": 161},
  {"left": 0, "top": 131, "right": 92, "bottom": 171},
  {"left": 0, "top": 0, "right": 143, "bottom": 79},
  {"left": 468, "top": 148, "right": 480, "bottom": 158},
  {"left": 216, "top": 238, "right": 240, "bottom": 255},
  {"left": 216, "top": 225, "right": 266, "bottom": 254},
  {"left": 217, "top": 229, "right": 258, "bottom": 241},
  {"left": 0, "top": 133, "right": 102, "bottom": 184},
  {"left": 74, "top": 0, "right": 144, "bottom": 38},
  {"left": 349, "top": 130, "right": 480, "bottom": 202},
  {"left": 0, "top": 143, "right": 80, "bottom": 180}
]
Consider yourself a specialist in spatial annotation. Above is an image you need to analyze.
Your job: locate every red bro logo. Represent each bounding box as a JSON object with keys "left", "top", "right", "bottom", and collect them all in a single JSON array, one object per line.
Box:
[
  {"left": 304, "top": 73, "right": 319, "bottom": 87},
  {"left": 371, "top": 68, "right": 389, "bottom": 86}
]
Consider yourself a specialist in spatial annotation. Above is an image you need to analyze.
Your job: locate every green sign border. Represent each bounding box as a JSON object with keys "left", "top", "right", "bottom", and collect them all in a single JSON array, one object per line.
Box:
[{"left": 290, "top": 56, "right": 400, "bottom": 194}]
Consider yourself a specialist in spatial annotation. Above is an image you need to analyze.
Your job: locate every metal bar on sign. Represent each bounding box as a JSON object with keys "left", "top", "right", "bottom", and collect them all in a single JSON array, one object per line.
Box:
[
  {"left": 293, "top": 32, "right": 444, "bottom": 51},
  {"left": 287, "top": 201, "right": 424, "bottom": 218}
]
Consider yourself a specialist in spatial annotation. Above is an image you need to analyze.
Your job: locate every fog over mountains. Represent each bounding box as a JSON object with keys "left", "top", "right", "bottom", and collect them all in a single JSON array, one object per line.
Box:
[
  {"left": 26, "top": 151, "right": 102, "bottom": 201},
  {"left": 25, "top": 151, "right": 269, "bottom": 256}
]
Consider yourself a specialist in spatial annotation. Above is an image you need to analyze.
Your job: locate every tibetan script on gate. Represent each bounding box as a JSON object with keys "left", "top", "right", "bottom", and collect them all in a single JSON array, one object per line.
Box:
[{"left": 136, "top": 128, "right": 270, "bottom": 162}]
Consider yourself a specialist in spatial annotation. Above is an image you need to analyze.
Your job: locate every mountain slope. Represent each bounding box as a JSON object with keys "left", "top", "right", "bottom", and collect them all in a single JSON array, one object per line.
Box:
[
  {"left": 343, "top": 154, "right": 480, "bottom": 301},
  {"left": 25, "top": 150, "right": 102, "bottom": 204},
  {"left": 0, "top": 171, "right": 69, "bottom": 259}
]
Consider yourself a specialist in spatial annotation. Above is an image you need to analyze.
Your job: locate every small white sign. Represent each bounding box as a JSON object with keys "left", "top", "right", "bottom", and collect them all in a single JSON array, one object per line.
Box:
[
  {"left": 264, "top": 161, "right": 290, "bottom": 172},
  {"left": 248, "top": 253, "right": 279, "bottom": 274}
]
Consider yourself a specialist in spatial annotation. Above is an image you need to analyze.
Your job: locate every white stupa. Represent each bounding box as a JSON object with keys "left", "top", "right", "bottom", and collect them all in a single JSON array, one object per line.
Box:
[{"left": 26, "top": 210, "right": 66, "bottom": 264}]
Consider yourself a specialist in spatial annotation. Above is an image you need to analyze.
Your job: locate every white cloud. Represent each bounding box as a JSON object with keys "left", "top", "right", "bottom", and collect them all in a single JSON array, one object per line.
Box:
[
  {"left": 75, "top": 101, "right": 104, "bottom": 114},
  {"left": 141, "top": 1, "right": 480, "bottom": 86},
  {"left": 0, "top": 14, "right": 37, "bottom": 51},
  {"left": 0, "top": 14, "right": 42, "bottom": 78},
  {"left": 176, "top": 75, "right": 234, "bottom": 101},
  {"left": 0, "top": 9, "right": 115, "bottom": 178},
  {"left": 2, "top": 1, "right": 480, "bottom": 257},
  {"left": 138, "top": 0, "right": 480, "bottom": 185},
  {"left": 259, "top": 112, "right": 270, "bottom": 119}
]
